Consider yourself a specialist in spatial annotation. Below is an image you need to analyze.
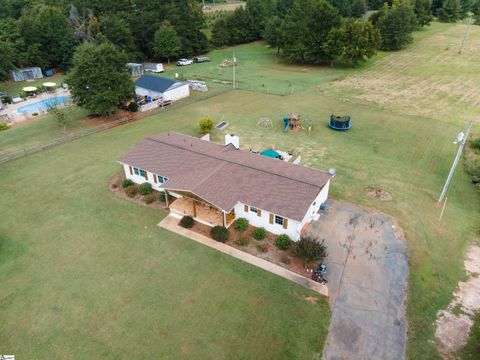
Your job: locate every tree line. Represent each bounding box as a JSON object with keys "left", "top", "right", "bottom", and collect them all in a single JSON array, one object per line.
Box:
[
  {"left": 1, "top": 0, "right": 478, "bottom": 81},
  {"left": 0, "top": 0, "right": 209, "bottom": 80},
  {"left": 212, "top": 0, "right": 479, "bottom": 66}
]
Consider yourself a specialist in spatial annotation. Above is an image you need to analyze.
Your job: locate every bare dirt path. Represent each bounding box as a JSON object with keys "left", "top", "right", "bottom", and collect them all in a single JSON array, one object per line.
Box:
[
  {"left": 306, "top": 200, "right": 409, "bottom": 360},
  {"left": 435, "top": 245, "right": 480, "bottom": 359}
]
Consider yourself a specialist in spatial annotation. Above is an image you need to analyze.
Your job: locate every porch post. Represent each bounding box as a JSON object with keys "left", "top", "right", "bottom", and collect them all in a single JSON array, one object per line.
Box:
[
  {"left": 223, "top": 211, "right": 227, "bottom": 227},
  {"left": 193, "top": 200, "right": 197, "bottom": 217},
  {"left": 164, "top": 190, "right": 169, "bottom": 207}
]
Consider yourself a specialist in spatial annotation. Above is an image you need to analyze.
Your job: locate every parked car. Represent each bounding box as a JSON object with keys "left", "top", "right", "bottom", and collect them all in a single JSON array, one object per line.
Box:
[
  {"left": 193, "top": 56, "right": 210, "bottom": 63},
  {"left": 144, "top": 63, "right": 164, "bottom": 73},
  {"left": 176, "top": 58, "right": 193, "bottom": 66}
]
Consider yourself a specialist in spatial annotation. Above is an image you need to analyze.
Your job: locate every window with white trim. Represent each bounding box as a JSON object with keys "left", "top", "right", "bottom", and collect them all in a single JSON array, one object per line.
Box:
[
  {"left": 250, "top": 206, "right": 258, "bottom": 213},
  {"left": 157, "top": 175, "right": 168, "bottom": 184},
  {"left": 274, "top": 215, "right": 284, "bottom": 226},
  {"left": 133, "top": 167, "right": 146, "bottom": 177}
]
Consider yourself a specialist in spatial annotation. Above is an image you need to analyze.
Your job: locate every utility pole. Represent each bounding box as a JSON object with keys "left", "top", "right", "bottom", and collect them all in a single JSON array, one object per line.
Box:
[
  {"left": 232, "top": 52, "right": 236, "bottom": 89},
  {"left": 459, "top": 14, "right": 473, "bottom": 54},
  {"left": 438, "top": 120, "right": 473, "bottom": 202}
]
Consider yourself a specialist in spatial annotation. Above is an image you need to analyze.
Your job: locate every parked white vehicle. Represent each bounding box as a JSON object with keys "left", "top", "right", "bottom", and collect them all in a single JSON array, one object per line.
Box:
[
  {"left": 144, "top": 63, "right": 164, "bottom": 73},
  {"left": 176, "top": 58, "right": 193, "bottom": 66}
]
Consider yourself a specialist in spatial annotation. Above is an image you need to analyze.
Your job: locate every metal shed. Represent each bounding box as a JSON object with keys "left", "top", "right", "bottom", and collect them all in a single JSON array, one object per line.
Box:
[
  {"left": 126, "top": 63, "right": 144, "bottom": 77},
  {"left": 10, "top": 67, "right": 43, "bottom": 82}
]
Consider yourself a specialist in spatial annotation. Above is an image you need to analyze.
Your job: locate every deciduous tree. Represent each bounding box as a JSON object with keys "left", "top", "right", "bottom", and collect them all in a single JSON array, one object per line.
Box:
[
  {"left": 153, "top": 21, "right": 181, "bottom": 63},
  {"left": 414, "top": 0, "right": 434, "bottom": 26},
  {"left": 438, "top": 0, "right": 462, "bottom": 21},
  {"left": 281, "top": 0, "right": 341, "bottom": 63},
  {"left": 263, "top": 16, "right": 284, "bottom": 54},
  {"left": 379, "top": 4, "right": 417, "bottom": 50},
  {"left": 66, "top": 42, "right": 133, "bottom": 116},
  {"left": 352, "top": 0, "right": 368, "bottom": 17}
]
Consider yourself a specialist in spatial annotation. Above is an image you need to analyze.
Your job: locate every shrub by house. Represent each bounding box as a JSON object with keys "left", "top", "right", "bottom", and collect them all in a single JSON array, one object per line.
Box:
[
  {"left": 211, "top": 226, "right": 229, "bottom": 242},
  {"left": 139, "top": 182, "right": 152, "bottom": 195},
  {"left": 179, "top": 215, "right": 194, "bottom": 228},
  {"left": 233, "top": 218, "right": 249, "bottom": 232}
]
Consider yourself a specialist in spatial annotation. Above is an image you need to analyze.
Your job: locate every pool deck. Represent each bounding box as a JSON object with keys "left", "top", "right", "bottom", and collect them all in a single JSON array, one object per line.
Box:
[{"left": 0, "top": 88, "right": 71, "bottom": 124}]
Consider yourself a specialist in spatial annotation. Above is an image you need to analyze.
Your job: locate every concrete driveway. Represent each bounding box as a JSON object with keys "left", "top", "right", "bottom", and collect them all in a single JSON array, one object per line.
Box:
[{"left": 306, "top": 200, "right": 408, "bottom": 360}]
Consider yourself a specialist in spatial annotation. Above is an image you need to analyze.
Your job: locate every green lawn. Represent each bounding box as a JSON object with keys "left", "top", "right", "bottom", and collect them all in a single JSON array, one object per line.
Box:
[
  {"left": 0, "top": 74, "right": 66, "bottom": 96},
  {"left": 459, "top": 311, "right": 480, "bottom": 359},
  {"left": 0, "top": 22, "right": 479, "bottom": 359},
  {"left": 0, "top": 109, "right": 331, "bottom": 359}
]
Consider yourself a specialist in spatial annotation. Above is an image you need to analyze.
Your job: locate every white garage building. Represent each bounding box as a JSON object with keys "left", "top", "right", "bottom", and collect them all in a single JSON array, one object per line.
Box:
[{"left": 135, "top": 74, "right": 190, "bottom": 102}]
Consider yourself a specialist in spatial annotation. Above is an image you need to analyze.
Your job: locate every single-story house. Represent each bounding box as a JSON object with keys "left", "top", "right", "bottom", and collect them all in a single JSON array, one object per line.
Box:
[
  {"left": 126, "top": 63, "right": 144, "bottom": 77},
  {"left": 119, "top": 132, "right": 333, "bottom": 240},
  {"left": 135, "top": 74, "right": 189, "bottom": 102},
  {"left": 10, "top": 67, "right": 43, "bottom": 82}
]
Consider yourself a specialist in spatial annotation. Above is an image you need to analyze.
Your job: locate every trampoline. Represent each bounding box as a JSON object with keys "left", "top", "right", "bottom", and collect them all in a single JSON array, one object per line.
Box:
[{"left": 329, "top": 115, "right": 351, "bottom": 131}]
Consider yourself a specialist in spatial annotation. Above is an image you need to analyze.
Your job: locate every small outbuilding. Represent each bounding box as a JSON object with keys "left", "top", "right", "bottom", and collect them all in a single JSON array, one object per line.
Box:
[
  {"left": 135, "top": 75, "right": 190, "bottom": 102},
  {"left": 10, "top": 67, "right": 43, "bottom": 82},
  {"left": 126, "top": 63, "right": 144, "bottom": 77}
]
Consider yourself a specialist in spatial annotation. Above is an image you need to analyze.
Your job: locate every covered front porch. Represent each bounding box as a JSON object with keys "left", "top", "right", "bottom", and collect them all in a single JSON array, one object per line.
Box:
[{"left": 168, "top": 192, "right": 235, "bottom": 228}]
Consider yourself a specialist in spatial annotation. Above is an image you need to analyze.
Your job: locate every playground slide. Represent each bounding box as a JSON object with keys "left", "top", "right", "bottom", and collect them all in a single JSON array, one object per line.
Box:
[{"left": 284, "top": 123, "right": 289, "bottom": 132}]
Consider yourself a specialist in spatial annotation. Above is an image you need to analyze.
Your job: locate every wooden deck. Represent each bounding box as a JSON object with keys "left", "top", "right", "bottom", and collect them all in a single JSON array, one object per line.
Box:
[{"left": 169, "top": 197, "right": 224, "bottom": 227}]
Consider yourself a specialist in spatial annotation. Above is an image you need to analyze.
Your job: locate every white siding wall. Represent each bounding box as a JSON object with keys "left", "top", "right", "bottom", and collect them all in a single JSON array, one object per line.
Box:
[
  {"left": 163, "top": 84, "right": 190, "bottom": 102},
  {"left": 122, "top": 163, "right": 166, "bottom": 192},
  {"left": 233, "top": 202, "right": 301, "bottom": 240},
  {"left": 298, "top": 180, "right": 331, "bottom": 231}
]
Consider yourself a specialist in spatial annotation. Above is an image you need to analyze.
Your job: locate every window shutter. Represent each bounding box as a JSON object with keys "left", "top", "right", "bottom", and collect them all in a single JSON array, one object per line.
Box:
[
  {"left": 269, "top": 213, "right": 274, "bottom": 224},
  {"left": 153, "top": 175, "right": 157, "bottom": 183},
  {"left": 129, "top": 166, "right": 133, "bottom": 175},
  {"left": 144, "top": 172, "right": 148, "bottom": 181},
  {"left": 257, "top": 209, "right": 262, "bottom": 217},
  {"left": 283, "top": 218, "right": 288, "bottom": 229},
  {"left": 244, "top": 204, "right": 248, "bottom": 212}
]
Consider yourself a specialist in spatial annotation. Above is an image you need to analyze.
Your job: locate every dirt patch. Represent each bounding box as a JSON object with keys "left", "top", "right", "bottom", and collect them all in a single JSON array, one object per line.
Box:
[
  {"left": 435, "top": 245, "right": 480, "bottom": 359},
  {"left": 109, "top": 173, "right": 167, "bottom": 210},
  {"left": 365, "top": 185, "right": 393, "bottom": 201},
  {"left": 305, "top": 296, "right": 319, "bottom": 304}
]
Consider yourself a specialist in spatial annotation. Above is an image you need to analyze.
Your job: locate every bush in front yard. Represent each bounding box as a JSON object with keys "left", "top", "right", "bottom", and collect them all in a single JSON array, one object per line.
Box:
[
  {"left": 198, "top": 117, "right": 214, "bottom": 133},
  {"left": 139, "top": 182, "right": 152, "bottom": 195},
  {"left": 122, "top": 179, "right": 134, "bottom": 188},
  {"left": 144, "top": 193, "right": 157, "bottom": 204},
  {"left": 234, "top": 237, "right": 250, "bottom": 247},
  {"left": 233, "top": 217, "right": 249, "bottom": 232},
  {"left": 295, "top": 236, "right": 327, "bottom": 262},
  {"left": 252, "top": 227, "right": 266, "bottom": 240},
  {"left": 179, "top": 215, "right": 194, "bottom": 228},
  {"left": 275, "top": 234, "right": 291, "bottom": 250},
  {"left": 125, "top": 185, "right": 138, "bottom": 198},
  {"left": 158, "top": 191, "right": 166, "bottom": 202},
  {"left": 211, "top": 226, "right": 229, "bottom": 242}
]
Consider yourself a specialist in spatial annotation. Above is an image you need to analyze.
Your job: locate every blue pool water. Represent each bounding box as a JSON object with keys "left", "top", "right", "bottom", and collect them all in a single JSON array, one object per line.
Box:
[{"left": 16, "top": 96, "right": 71, "bottom": 114}]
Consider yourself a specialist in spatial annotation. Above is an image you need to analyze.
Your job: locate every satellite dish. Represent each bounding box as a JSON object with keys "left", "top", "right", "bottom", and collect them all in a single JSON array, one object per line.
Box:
[{"left": 329, "top": 168, "right": 336, "bottom": 175}]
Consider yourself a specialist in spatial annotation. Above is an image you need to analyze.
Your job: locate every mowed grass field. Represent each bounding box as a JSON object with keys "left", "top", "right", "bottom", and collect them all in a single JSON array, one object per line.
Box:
[{"left": 0, "top": 22, "right": 479, "bottom": 359}]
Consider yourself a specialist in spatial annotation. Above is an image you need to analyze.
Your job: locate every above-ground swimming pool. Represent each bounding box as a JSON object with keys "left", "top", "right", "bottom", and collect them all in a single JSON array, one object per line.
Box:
[{"left": 16, "top": 96, "right": 71, "bottom": 114}]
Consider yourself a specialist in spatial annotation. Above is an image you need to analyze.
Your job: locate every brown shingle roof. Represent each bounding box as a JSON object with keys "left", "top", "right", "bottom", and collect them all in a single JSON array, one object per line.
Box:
[{"left": 120, "top": 132, "right": 332, "bottom": 221}]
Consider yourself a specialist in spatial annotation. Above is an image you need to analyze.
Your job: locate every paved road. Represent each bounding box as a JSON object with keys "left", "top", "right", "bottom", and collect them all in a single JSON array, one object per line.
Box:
[{"left": 306, "top": 200, "right": 408, "bottom": 360}]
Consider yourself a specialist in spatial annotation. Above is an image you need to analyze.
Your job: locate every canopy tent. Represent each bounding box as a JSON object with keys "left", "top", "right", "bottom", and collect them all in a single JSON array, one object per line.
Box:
[{"left": 22, "top": 86, "right": 38, "bottom": 92}]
